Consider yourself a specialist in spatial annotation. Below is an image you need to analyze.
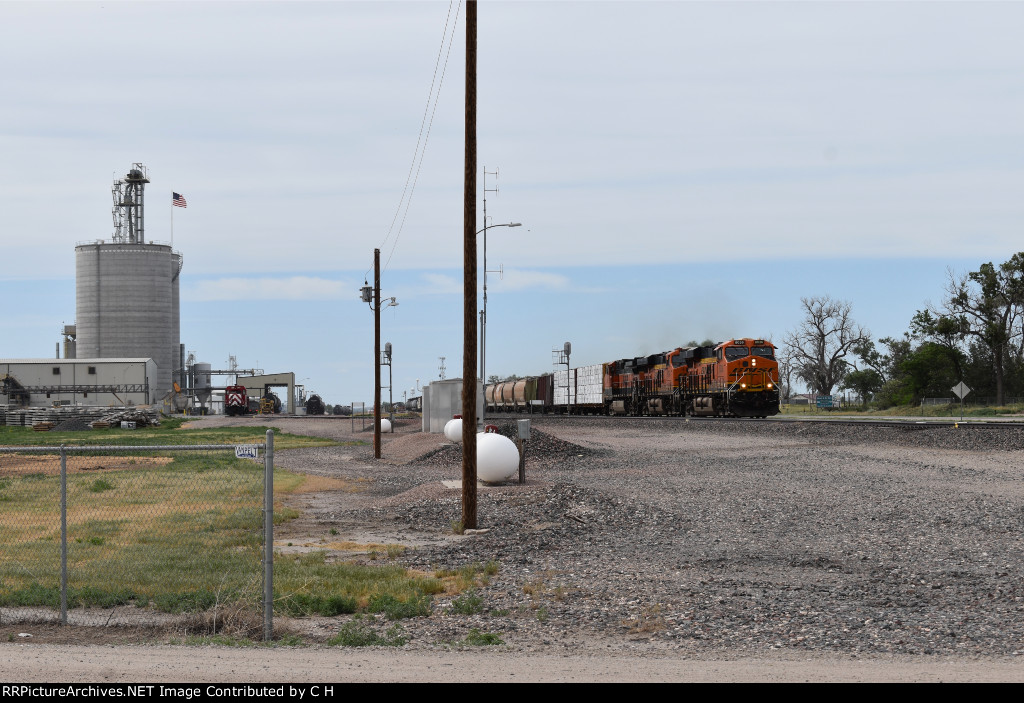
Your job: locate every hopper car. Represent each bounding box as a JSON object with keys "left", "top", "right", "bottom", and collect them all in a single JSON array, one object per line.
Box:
[{"left": 485, "top": 338, "right": 779, "bottom": 418}]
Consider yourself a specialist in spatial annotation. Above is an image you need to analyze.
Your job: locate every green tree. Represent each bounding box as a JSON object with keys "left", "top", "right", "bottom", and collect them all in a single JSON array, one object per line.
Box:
[
  {"left": 840, "top": 368, "right": 883, "bottom": 406},
  {"left": 938, "top": 253, "right": 1024, "bottom": 405}
]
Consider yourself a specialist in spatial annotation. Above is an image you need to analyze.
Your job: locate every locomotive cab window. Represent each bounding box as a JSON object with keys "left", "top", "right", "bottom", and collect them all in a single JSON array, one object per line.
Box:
[
  {"left": 751, "top": 346, "right": 775, "bottom": 360},
  {"left": 724, "top": 347, "right": 749, "bottom": 361}
]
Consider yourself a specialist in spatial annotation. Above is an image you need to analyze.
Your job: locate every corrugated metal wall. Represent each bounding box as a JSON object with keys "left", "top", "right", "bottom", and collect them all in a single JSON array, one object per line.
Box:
[{"left": 75, "top": 243, "right": 181, "bottom": 399}]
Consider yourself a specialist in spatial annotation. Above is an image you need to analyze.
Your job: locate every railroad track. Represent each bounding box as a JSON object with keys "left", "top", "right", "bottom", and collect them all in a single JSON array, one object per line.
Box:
[{"left": 479, "top": 412, "right": 1024, "bottom": 430}]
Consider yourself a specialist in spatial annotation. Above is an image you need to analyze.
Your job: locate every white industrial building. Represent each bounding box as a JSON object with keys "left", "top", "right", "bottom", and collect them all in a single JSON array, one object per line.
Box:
[{"left": 0, "top": 358, "right": 158, "bottom": 408}]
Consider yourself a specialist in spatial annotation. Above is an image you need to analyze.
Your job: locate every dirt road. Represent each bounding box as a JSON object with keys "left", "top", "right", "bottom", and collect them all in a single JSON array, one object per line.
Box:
[{"left": 4, "top": 643, "right": 1023, "bottom": 682}]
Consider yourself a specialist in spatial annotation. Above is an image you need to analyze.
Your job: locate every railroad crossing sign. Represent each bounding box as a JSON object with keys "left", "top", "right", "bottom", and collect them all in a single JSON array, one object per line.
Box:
[{"left": 951, "top": 382, "right": 971, "bottom": 400}]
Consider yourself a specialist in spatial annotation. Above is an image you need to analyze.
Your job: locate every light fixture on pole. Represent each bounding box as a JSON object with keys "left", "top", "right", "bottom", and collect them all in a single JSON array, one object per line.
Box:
[{"left": 479, "top": 221, "right": 521, "bottom": 424}]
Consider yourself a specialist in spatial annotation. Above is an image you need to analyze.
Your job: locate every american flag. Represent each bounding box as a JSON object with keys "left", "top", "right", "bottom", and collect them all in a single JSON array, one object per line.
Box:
[{"left": 172, "top": 192, "right": 187, "bottom": 208}]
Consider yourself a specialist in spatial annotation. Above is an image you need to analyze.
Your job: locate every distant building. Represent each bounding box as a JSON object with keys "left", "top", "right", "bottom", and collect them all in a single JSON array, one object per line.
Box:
[{"left": 0, "top": 358, "right": 157, "bottom": 408}]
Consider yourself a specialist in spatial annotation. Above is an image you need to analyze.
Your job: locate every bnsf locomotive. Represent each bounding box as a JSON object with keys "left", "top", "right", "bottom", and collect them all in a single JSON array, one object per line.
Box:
[{"left": 486, "top": 338, "right": 780, "bottom": 418}]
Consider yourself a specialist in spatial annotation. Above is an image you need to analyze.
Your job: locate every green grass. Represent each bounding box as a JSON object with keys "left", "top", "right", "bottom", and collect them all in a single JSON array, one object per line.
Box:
[
  {"left": 0, "top": 421, "right": 474, "bottom": 622},
  {"left": 0, "top": 452, "right": 273, "bottom": 611},
  {"left": 273, "top": 551, "right": 441, "bottom": 618},
  {"left": 0, "top": 419, "right": 340, "bottom": 449}
]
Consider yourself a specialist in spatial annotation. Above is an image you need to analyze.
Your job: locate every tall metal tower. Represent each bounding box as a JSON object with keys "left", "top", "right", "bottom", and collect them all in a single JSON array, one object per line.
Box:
[{"left": 111, "top": 163, "right": 150, "bottom": 243}]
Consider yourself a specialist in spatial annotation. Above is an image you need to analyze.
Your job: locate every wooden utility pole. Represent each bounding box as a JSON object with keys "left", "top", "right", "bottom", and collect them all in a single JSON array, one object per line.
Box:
[
  {"left": 461, "top": 0, "right": 478, "bottom": 529},
  {"left": 374, "top": 248, "right": 382, "bottom": 459}
]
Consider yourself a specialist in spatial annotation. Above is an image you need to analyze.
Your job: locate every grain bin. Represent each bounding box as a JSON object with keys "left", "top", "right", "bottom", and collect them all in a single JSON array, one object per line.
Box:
[{"left": 75, "top": 242, "right": 182, "bottom": 399}]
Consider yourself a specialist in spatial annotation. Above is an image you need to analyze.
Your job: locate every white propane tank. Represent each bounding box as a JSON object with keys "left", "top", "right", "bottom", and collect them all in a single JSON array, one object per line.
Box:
[
  {"left": 380, "top": 418, "right": 392, "bottom": 433},
  {"left": 476, "top": 431, "right": 519, "bottom": 483},
  {"left": 443, "top": 417, "right": 462, "bottom": 443}
]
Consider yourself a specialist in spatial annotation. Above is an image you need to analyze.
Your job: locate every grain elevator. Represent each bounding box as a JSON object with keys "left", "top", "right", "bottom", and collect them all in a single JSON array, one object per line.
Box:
[{"left": 74, "top": 164, "right": 182, "bottom": 400}]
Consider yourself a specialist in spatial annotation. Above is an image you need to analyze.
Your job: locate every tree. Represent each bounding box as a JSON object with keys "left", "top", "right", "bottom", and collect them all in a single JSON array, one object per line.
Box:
[
  {"left": 937, "top": 253, "right": 1024, "bottom": 406},
  {"left": 840, "top": 368, "right": 883, "bottom": 406},
  {"left": 783, "top": 296, "right": 871, "bottom": 395},
  {"left": 909, "top": 310, "right": 966, "bottom": 382},
  {"left": 777, "top": 344, "right": 797, "bottom": 401},
  {"left": 840, "top": 337, "right": 899, "bottom": 406}
]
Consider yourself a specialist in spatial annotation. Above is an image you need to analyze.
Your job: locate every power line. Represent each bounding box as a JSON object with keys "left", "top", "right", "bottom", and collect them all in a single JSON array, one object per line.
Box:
[{"left": 372, "top": 1, "right": 462, "bottom": 277}]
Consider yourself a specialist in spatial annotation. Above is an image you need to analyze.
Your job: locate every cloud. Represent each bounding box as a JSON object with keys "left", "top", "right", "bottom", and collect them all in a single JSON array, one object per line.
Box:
[
  {"left": 416, "top": 273, "right": 463, "bottom": 296},
  {"left": 492, "top": 269, "right": 570, "bottom": 292},
  {"left": 183, "top": 276, "right": 346, "bottom": 301}
]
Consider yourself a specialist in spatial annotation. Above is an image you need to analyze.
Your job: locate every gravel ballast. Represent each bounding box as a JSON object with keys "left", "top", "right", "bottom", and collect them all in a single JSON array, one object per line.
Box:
[{"left": 223, "top": 414, "right": 1024, "bottom": 660}]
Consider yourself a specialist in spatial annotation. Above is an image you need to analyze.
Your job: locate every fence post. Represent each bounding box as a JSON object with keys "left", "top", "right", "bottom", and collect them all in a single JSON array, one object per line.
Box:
[
  {"left": 263, "top": 430, "right": 274, "bottom": 641},
  {"left": 60, "top": 445, "right": 68, "bottom": 626}
]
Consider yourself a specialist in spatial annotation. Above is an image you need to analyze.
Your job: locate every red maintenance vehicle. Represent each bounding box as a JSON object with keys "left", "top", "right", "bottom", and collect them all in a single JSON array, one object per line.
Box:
[{"left": 225, "top": 385, "right": 249, "bottom": 416}]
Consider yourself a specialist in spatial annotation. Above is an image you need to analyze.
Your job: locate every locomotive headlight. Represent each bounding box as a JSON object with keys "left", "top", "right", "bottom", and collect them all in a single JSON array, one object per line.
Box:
[
  {"left": 767, "top": 383, "right": 773, "bottom": 389},
  {"left": 751, "top": 359, "right": 757, "bottom": 366},
  {"left": 740, "top": 383, "right": 747, "bottom": 389}
]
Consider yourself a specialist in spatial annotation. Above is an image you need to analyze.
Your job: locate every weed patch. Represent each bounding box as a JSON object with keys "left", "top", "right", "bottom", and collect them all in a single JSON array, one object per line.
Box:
[
  {"left": 278, "top": 593, "right": 357, "bottom": 617},
  {"left": 328, "top": 616, "right": 408, "bottom": 647},
  {"left": 448, "top": 591, "right": 483, "bottom": 615},
  {"left": 464, "top": 629, "right": 503, "bottom": 646},
  {"left": 88, "top": 478, "right": 115, "bottom": 493},
  {"left": 367, "top": 593, "right": 432, "bottom": 620}
]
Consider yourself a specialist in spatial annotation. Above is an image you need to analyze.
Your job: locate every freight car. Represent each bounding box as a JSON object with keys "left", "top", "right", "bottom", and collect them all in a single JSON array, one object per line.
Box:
[
  {"left": 406, "top": 396, "right": 423, "bottom": 413},
  {"left": 485, "top": 338, "right": 779, "bottom": 418}
]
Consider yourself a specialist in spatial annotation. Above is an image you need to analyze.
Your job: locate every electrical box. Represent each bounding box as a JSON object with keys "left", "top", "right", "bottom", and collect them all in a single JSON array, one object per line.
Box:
[{"left": 517, "top": 419, "right": 530, "bottom": 440}]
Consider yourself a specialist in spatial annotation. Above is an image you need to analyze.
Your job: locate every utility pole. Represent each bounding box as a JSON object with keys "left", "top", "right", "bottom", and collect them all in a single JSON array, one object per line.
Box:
[
  {"left": 373, "top": 249, "right": 382, "bottom": 458},
  {"left": 462, "top": 0, "right": 478, "bottom": 530},
  {"left": 359, "top": 249, "right": 385, "bottom": 459}
]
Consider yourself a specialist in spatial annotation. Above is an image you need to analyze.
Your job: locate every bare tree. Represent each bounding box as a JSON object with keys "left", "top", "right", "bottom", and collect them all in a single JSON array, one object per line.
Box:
[
  {"left": 783, "top": 296, "right": 871, "bottom": 395},
  {"left": 776, "top": 344, "right": 796, "bottom": 401}
]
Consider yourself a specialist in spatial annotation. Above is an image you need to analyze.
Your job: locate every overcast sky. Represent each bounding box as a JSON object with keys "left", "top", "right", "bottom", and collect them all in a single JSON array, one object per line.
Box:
[{"left": 2, "top": 1, "right": 1023, "bottom": 404}]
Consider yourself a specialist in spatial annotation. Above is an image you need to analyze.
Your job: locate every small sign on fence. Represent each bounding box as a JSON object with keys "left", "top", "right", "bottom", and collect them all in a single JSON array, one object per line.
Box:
[
  {"left": 120, "top": 421, "right": 136, "bottom": 429},
  {"left": 235, "top": 445, "right": 259, "bottom": 460}
]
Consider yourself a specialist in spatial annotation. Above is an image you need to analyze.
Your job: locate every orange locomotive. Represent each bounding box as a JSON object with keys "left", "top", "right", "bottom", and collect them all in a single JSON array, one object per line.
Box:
[{"left": 603, "top": 338, "right": 780, "bottom": 418}]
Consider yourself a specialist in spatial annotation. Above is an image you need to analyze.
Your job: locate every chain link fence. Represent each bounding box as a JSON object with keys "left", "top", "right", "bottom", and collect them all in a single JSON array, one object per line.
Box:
[{"left": 0, "top": 432, "right": 275, "bottom": 638}]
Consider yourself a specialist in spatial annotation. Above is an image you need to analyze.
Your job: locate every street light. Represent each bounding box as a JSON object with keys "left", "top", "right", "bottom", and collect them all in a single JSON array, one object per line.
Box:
[{"left": 479, "top": 221, "right": 521, "bottom": 423}]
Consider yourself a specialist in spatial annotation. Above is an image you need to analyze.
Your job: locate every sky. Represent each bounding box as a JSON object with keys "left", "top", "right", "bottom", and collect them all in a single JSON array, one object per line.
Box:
[{"left": 2, "top": 0, "right": 1023, "bottom": 406}]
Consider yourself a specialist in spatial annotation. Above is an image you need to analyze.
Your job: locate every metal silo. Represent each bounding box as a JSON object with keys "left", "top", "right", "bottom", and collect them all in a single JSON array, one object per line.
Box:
[
  {"left": 193, "top": 362, "right": 212, "bottom": 405},
  {"left": 74, "top": 164, "right": 182, "bottom": 401}
]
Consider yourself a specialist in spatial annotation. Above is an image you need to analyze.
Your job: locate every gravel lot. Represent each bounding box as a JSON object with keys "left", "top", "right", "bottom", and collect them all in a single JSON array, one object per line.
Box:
[
  {"left": 5, "top": 414, "right": 1024, "bottom": 681},
  {"left": 232, "top": 416, "right": 1024, "bottom": 655}
]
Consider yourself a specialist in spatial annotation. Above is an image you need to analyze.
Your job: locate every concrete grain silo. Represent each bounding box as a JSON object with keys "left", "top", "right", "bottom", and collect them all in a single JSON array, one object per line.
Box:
[{"left": 74, "top": 164, "right": 182, "bottom": 400}]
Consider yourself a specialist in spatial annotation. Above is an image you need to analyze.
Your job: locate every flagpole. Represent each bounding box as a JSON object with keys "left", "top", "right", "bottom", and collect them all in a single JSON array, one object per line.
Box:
[{"left": 171, "top": 194, "right": 174, "bottom": 247}]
